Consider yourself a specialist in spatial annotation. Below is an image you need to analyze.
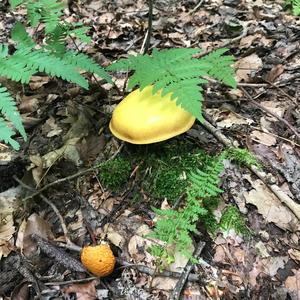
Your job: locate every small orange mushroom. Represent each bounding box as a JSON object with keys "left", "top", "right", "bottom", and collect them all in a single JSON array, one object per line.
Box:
[
  {"left": 81, "top": 244, "right": 116, "bottom": 277},
  {"left": 109, "top": 85, "right": 195, "bottom": 144}
]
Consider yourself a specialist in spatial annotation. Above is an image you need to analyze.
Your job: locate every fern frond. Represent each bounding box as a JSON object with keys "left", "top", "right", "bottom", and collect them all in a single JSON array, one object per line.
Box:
[
  {"left": 9, "top": 0, "right": 25, "bottom": 8},
  {"left": 9, "top": 48, "right": 89, "bottom": 88},
  {"left": 26, "top": 0, "right": 64, "bottom": 32},
  {"left": 107, "top": 48, "right": 236, "bottom": 120},
  {"left": 0, "top": 117, "right": 20, "bottom": 150},
  {"left": 201, "top": 48, "right": 236, "bottom": 88},
  {"left": 0, "top": 86, "right": 26, "bottom": 150},
  {"left": 0, "top": 86, "right": 26, "bottom": 140},
  {"left": 189, "top": 153, "right": 225, "bottom": 198},
  {"left": 62, "top": 51, "right": 112, "bottom": 83},
  {"left": 11, "top": 22, "right": 36, "bottom": 48},
  {"left": 0, "top": 45, "right": 9, "bottom": 58},
  {"left": 292, "top": 0, "right": 300, "bottom": 14},
  {"left": 45, "top": 24, "right": 67, "bottom": 55},
  {"left": 67, "top": 23, "right": 92, "bottom": 44},
  {"left": 0, "top": 48, "right": 35, "bottom": 83}
]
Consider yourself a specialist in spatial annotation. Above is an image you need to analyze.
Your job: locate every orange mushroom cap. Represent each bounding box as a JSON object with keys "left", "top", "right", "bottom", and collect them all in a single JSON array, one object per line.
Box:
[
  {"left": 81, "top": 244, "right": 116, "bottom": 277},
  {"left": 109, "top": 85, "right": 196, "bottom": 144}
]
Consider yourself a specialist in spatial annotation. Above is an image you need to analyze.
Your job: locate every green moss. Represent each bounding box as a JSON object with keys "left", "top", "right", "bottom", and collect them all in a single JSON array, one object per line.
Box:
[
  {"left": 224, "top": 147, "right": 261, "bottom": 169},
  {"left": 98, "top": 157, "right": 131, "bottom": 191},
  {"left": 219, "top": 206, "right": 251, "bottom": 237},
  {"left": 147, "top": 147, "right": 210, "bottom": 202}
]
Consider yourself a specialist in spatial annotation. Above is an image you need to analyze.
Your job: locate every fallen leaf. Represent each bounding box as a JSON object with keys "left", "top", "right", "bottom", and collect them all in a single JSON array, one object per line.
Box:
[
  {"left": 206, "top": 108, "right": 253, "bottom": 128},
  {"left": 285, "top": 269, "right": 300, "bottom": 299},
  {"left": 288, "top": 249, "right": 300, "bottom": 262},
  {"left": 265, "top": 64, "right": 284, "bottom": 83},
  {"left": 243, "top": 176, "right": 300, "bottom": 231},
  {"left": 64, "top": 281, "right": 98, "bottom": 300},
  {"left": 235, "top": 54, "right": 263, "bottom": 82},
  {"left": 151, "top": 277, "right": 178, "bottom": 290},
  {"left": 42, "top": 137, "right": 82, "bottom": 168},
  {"left": 0, "top": 214, "right": 15, "bottom": 259},
  {"left": 16, "top": 213, "right": 54, "bottom": 257},
  {"left": 250, "top": 130, "right": 277, "bottom": 146}
]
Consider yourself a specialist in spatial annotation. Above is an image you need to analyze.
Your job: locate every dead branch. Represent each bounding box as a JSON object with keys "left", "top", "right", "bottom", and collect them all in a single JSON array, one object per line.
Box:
[
  {"left": 201, "top": 115, "right": 300, "bottom": 220},
  {"left": 169, "top": 241, "right": 206, "bottom": 300}
]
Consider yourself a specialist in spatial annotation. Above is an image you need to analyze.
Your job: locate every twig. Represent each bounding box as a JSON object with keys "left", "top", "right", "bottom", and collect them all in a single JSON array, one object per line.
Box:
[
  {"left": 264, "top": 79, "right": 298, "bottom": 106},
  {"left": 44, "top": 277, "right": 98, "bottom": 286},
  {"left": 118, "top": 260, "right": 199, "bottom": 281},
  {"left": 189, "top": 0, "right": 205, "bottom": 14},
  {"left": 249, "top": 125, "right": 300, "bottom": 148},
  {"left": 237, "top": 83, "right": 269, "bottom": 88},
  {"left": 240, "top": 87, "right": 300, "bottom": 142},
  {"left": 169, "top": 241, "right": 206, "bottom": 300},
  {"left": 201, "top": 115, "right": 300, "bottom": 220},
  {"left": 141, "top": 0, "right": 154, "bottom": 54},
  {"left": 31, "top": 234, "right": 86, "bottom": 272},
  {"left": 22, "top": 142, "right": 124, "bottom": 202},
  {"left": 22, "top": 166, "right": 97, "bottom": 201},
  {"left": 13, "top": 176, "right": 78, "bottom": 247}
]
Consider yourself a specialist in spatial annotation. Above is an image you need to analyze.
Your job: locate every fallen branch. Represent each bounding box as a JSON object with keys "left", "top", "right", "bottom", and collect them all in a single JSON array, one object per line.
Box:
[
  {"left": 169, "top": 241, "right": 206, "bottom": 300},
  {"left": 201, "top": 115, "right": 300, "bottom": 220},
  {"left": 241, "top": 87, "right": 300, "bottom": 142},
  {"left": 118, "top": 260, "right": 199, "bottom": 282}
]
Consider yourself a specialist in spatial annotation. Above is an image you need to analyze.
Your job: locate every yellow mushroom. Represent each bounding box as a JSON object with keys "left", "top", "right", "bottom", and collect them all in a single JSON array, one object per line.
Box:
[{"left": 109, "top": 86, "right": 196, "bottom": 144}]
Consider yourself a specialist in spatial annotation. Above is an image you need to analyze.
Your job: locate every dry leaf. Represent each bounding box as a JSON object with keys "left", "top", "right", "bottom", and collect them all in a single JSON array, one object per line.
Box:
[
  {"left": 0, "top": 214, "right": 15, "bottom": 259},
  {"left": 250, "top": 130, "right": 277, "bottom": 146},
  {"left": 288, "top": 249, "right": 300, "bottom": 262},
  {"left": 285, "top": 269, "right": 300, "bottom": 299},
  {"left": 206, "top": 108, "right": 253, "bottom": 128},
  {"left": 235, "top": 54, "right": 262, "bottom": 82},
  {"left": 244, "top": 176, "right": 300, "bottom": 231},
  {"left": 64, "top": 281, "right": 98, "bottom": 300},
  {"left": 265, "top": 64, "right": 284, "bottom": 83},
  {"left": 16, "top": 213, "right": 54, "bottom": 257}
]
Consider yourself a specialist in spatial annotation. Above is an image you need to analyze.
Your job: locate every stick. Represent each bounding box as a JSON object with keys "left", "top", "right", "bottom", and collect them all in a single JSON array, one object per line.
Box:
[
  {"left": 240, "top": 87, "right": 300, "bottom": 142},
  {"left": 169, "top": 241, "right": 206, "bottom": 300},
  {"left": 141, "top": 0, "right": 154, "bottom": 54},
  {"left": 201, "top": 115, "right": 300, "bottom": 220}
]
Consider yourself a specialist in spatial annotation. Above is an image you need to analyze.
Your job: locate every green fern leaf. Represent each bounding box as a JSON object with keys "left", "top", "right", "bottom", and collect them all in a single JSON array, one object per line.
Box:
[
  {"left": 0, "top": 86, "right": 26, "bottom": 140},
  {"left": 292, "top": 0, "right": 300, "bottom": 14},
  {"left": 0, "top": 48, "right": 35, "bottom": 83},
  {"left": 41, "top": 0, "right": 64, "bottom": 33},
  {"left": 11, "top": 22, "right": 36, "bottom": 48},
  {"left": 0, "top": 117, "right": 20, "bottom": 150},
  {"left": 63, "top": 51, "right": 112, "bottom": 83},
  {"left": 201, "top": 48, "right": 236, "bottom": 88},
  {"left": 67, "top": 23, "right": 92, "bottom": 44},
  {"left": 0, "top": 45, "right": 9, "bottom": 58},
  {"left": 21, "top": 0, "right": 64, "bottom": 32},
  {"left": 26, "top": 1, "right": 42, "bottom": 27},
  {"left": 45, "top": 24, "right": 67, "bottom": 55},
  {"left": 189, "top": 153, "right": 225, "bottom": 198},
  {"left": 9, "top": 48, "right": 89, "bottom": 88},
  {"left": 108, "top": 48, "right": 236, "bottom": 120},
  {"left": 9, "top": 0, "right": 25, "bottom": 8}
]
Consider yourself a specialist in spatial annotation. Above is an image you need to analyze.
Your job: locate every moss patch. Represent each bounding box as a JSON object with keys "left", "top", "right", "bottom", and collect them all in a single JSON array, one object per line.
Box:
[{"left": 98, "top": 157, "right": 131, "bottom": 191}]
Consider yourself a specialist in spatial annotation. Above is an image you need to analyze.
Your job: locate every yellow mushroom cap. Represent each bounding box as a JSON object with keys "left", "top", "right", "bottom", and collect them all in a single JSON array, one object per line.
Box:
[{"left": 109, "top": 86, "right": 196, "bottom": 144}]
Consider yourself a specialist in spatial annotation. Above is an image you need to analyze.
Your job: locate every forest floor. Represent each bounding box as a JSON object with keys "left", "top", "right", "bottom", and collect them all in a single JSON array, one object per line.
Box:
[{"left": 0, "top": 0, "right": 300, "bottom": 299}]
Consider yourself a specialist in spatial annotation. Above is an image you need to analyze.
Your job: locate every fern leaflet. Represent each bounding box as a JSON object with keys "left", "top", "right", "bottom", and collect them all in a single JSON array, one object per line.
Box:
[
  {"left": 0, "top": 86, "right": 26, "bottom": 150},
  {"left": 108, "top": 48, "right": 236, "bottom": 120},
  {"left": 149, "top": 152, "right": 225, "bottom": 262},
  {"left": 62, "top": 51, "right": 113, "bottom": 83}
]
